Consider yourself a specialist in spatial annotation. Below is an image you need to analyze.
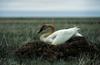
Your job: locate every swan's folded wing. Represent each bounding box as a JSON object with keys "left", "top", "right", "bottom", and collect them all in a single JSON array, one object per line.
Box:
[
  {"left": 51, "top": 30, "right": 77, "bottom": 45},
  {"left": 45, "top": 32, "right": 57, "bottom": 43}
]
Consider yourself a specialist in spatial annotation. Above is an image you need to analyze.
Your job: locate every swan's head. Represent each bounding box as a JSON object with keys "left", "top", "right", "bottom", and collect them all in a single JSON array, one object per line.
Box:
[{"left": 38, "top": 24, "right": 55, "bottom": 34}]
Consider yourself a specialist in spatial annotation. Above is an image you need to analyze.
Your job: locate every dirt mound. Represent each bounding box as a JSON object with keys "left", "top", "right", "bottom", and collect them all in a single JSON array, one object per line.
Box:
[{"left": 15, "top": 37, "right": 99, "bottom": 60}]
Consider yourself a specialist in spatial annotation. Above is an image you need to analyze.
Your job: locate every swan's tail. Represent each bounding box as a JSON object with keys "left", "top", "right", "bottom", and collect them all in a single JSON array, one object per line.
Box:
[
  {"left": 73, "top": 27, "right": 83, "bottom": 36},
  {"left": 73, "top": 27, "right": 80, "bottom": 31}
]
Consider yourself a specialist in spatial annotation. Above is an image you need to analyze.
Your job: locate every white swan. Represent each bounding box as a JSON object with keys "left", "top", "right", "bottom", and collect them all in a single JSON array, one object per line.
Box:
[{"left": 38, "top": 24, "right": 83, "bottom": 45}]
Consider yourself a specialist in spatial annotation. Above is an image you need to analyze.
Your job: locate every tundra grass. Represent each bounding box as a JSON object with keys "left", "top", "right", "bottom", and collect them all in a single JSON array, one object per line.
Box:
[{"left": 0, "top": 18, "right": 100, "bottom": 65}]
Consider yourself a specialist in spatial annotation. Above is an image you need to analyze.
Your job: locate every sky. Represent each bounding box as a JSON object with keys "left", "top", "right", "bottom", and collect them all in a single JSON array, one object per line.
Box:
[{"left": 0, "top": 0, "right": 100, "bottom": 17}]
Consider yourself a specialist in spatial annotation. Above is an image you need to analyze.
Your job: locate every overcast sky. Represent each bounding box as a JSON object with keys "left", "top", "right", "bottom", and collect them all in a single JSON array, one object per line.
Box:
[{"left": 0, "top": 0, "right": 100, "bottom": 17}]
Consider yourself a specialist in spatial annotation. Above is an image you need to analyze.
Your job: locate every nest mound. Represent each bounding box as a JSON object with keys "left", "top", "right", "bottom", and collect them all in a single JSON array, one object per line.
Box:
[{"left": 15, "top": 37, "right": 99, "bottom": 60}]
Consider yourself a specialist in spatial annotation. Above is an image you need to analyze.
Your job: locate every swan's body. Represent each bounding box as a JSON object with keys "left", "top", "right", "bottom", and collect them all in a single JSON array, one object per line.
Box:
[{"left": 38, "top": 24, "right": 82, "bottom": 45}]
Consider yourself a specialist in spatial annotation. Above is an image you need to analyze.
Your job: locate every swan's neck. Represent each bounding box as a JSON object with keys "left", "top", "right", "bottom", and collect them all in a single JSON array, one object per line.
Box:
[
  {"left": 40, "top": 32, "right": 51, "bottom": 42},
  {"left": 40, "top": 26, "right": 55, "bottom": 42}
]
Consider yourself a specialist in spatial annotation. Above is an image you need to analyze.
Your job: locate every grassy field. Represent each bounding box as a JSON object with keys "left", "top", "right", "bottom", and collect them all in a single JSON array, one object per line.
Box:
[{"left": 0, "top": 18, "right": 100, "bottom": 65}]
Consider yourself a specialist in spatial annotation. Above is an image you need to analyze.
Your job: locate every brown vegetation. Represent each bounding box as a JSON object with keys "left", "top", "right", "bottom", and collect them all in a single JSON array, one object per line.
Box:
[{"left": 15, "top": 36, "right": 99, "bottom": 60}]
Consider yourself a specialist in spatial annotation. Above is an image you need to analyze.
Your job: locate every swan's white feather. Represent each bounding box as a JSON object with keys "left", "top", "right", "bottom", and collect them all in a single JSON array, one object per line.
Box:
[{"left": 44, "top": 27, "right": 82, "bottom": 45}]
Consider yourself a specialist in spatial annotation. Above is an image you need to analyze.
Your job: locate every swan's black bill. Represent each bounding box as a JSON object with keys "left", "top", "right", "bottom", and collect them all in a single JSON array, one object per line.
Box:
[{"left": 38, "top": 25, "right": 46, "bottom": 33}]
